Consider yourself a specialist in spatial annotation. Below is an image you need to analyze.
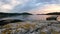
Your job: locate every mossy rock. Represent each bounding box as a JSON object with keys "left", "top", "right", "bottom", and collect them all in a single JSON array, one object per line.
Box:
[
  {"left": 52, "top": 31, "right": 59, "bottom": 34},
  {"left": 41, "top": 32, "right": 46, "bottom": 34}
]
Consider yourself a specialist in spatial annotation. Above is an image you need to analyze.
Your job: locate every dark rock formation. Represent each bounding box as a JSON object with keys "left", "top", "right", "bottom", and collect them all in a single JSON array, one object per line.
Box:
[
  {"left": 0, "top": 19, "right": 24, "bottom": 26},
  {"left": 46, "top": 16, "right": 58, "bottom": 20}
]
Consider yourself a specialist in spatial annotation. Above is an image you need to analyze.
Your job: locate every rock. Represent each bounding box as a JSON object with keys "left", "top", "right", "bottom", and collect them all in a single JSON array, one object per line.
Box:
[
  {"left": 46, "top": 16, "right": 58, "bottom": 20},
  {"left": 57, "top": 16, "right": 60, "bottom": 21},
  {"left": 0, "top": 19, "right": 24, "bottom": 26}
]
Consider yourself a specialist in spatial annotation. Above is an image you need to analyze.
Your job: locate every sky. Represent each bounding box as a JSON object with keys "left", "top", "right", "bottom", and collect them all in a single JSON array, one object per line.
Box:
[{"left": 0, "top": 0, "right": 60, "bottom": 14}]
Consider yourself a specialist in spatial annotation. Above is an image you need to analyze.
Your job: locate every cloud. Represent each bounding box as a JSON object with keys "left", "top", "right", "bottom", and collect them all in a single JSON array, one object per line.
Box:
[
  {"left": 12, "top": 0, "right": 60, "bottom": 13},
  {"left": 0, "top": 0, "right": 22, "bottom": 9},
  {"left": 0, "top": 0, "right": 28, "bottom": 12},
  {"left": 1, "top": 4, "right": 12, "bottom": 10},
  {"left": 11, "top": 0, "right": 43, "bottom": 13},
  {"left": 41, "top": 4, "right": 60, "bottom": 13},
  {"left": 29, "top": 4, "right": 60, "bottom": 14},
  {"left": 0, "top": 0, "right": 60, "bottom": 13}
]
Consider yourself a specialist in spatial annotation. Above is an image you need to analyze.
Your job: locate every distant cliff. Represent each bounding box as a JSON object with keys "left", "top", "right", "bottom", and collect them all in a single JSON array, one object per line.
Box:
[{"left": 46, "top": 12, "right": 60, "bottom": 15}]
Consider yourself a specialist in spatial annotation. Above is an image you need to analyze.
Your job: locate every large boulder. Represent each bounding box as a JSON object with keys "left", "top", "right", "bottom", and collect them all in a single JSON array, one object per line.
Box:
[
  {"left": 57, "top": 16, "right": 60, "bottom": 21},
  {"left": 46, "top": 16, "right": 58, "bottom": 20}
]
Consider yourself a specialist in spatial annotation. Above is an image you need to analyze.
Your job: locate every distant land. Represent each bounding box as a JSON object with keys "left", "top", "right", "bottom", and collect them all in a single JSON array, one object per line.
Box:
[
  {"left": 36, "top": 13, "right": 47, "bottom": 15},
  {"left": 19, "top": 12, "right": 32, "bottom": 15},
  {"left": 0, "top": 12, "right": 32, "bottom": 18},
  {"left": 37, "top": 12, "right": 60, "bottom": 15},
  {"left": 46, "top": 12, "right": 60, "bottom": 15}
]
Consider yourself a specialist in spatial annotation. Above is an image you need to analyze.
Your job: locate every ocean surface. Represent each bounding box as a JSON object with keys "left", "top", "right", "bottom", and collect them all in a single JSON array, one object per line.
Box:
[{"left": 1, "top": 15, "right": 60, "bottom": 21}]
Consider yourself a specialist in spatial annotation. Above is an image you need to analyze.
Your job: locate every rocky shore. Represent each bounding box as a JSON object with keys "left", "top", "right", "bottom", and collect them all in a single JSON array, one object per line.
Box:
[{"left": 0, "top": 20, "right": 60, "bottom": 34}]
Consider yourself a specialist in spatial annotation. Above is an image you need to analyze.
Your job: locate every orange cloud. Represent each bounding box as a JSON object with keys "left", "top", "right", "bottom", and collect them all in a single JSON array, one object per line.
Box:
[
  {"left": 42, "top": 4, "right": 60, "bottom": 14},
  {"left": 29, "top": 4, "right": 60, "bottom": 14}
]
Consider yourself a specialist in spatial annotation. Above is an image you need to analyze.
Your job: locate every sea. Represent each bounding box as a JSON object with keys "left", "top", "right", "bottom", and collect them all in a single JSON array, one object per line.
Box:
[{"left": 1, "top": 15, "right": 60, "bottom": 21}]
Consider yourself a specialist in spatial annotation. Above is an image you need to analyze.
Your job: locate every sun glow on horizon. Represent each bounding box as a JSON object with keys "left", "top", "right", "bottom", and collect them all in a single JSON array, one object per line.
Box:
[{"left": 29, "top": 4, "right": 60, "bottom": 14}]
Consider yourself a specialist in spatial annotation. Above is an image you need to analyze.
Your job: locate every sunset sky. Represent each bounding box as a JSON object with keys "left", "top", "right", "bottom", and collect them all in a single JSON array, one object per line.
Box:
[{"left": 0, "top": 0, "right": 60, "bottom": 14}]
